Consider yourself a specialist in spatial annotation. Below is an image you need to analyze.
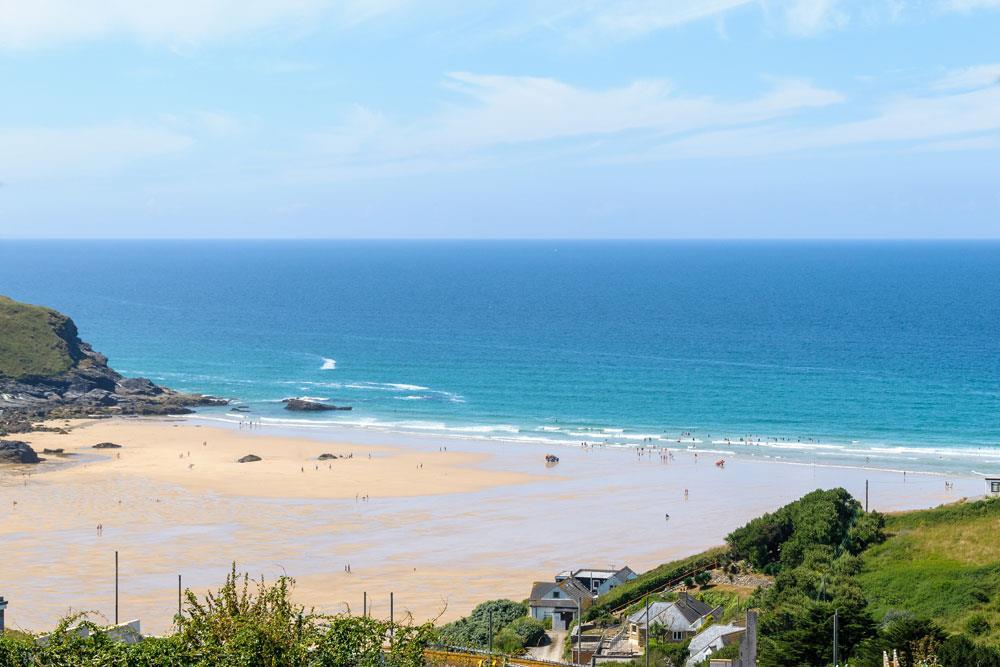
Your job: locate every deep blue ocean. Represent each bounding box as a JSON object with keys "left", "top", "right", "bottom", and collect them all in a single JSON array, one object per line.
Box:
[{"left": 2, "top": 240, "right": 999, "bottom": 473}]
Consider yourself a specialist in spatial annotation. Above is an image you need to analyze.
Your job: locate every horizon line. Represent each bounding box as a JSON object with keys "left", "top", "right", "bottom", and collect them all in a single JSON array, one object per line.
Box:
[{"left": 3, "top": 237, "right": 1000, "bottom": 243}]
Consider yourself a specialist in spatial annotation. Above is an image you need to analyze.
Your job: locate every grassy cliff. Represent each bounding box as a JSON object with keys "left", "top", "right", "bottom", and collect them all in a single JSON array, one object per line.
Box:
[
  {"left": 859, "top": 497, "right": 1000, "bottom": 643},
  {"left": 582, "top": 491, "right": 1000, "bottom": 664},
  {"left": 0, "top": 295, "right": 82, "bottom": 379}
]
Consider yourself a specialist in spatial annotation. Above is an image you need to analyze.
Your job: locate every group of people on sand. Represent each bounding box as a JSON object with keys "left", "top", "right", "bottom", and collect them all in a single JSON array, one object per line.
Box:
[{"left": 238, "top": 418, "right": 262, "bottom": 429}]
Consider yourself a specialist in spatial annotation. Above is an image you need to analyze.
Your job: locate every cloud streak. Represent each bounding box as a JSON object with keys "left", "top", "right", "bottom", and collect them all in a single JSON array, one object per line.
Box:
[{"left": 0, "top": 124, "right": 192, "bottom": 180}]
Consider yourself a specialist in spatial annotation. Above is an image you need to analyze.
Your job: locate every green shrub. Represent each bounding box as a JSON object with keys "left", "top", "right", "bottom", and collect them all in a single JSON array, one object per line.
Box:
[
  {"left": 965, "top": 614, "right": 991, "bottom": 636},
  {"left": 436, "top": 599, "right": 528, "bottom": 650},
  {"left": 0, "top": 565, "right": 435, "bottom": 666},
  {"left": 726, "top": 488, "right": 882, "bottom": 574}
]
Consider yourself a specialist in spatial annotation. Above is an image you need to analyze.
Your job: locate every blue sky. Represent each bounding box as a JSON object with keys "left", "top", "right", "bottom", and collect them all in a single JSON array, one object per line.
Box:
[{"left": 1, "top": 1, "right": 999, "bottom": 238}]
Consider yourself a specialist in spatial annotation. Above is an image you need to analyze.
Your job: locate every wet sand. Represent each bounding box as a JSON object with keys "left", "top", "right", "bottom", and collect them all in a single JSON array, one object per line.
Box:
[{"left": 0, "top": 417, "right": 982, "bottom": 635}]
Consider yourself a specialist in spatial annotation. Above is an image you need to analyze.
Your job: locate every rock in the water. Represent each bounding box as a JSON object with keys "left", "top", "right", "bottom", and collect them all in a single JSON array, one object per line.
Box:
[
  {"left": 115, "top": 377, "right": 163, "bottom": 396},
  {"left": 283, "top": 398, "right": 351, "bottom": 412},
  {"left": 42, "top": 447, "right": 65, "bottom": 455},
  {"left": 92, "top": 442, "right": 122, "bottom": 449},
  {"left": 318, "top": 453, "right": 339, "bottom": 460},
  {"left": 238, "top": 454, "right": 262, "bottom": 463},
  {"left": 0, "top": 440, "right": 41, "bottom": 464}
]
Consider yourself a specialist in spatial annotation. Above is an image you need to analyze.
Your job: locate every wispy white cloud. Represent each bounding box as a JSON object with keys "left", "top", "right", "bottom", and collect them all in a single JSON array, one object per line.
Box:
[
  {"left": 944, "top": 0, "right": 1000, "bottom": 10},
  {"left": 306, "top": 72, "right": 843, "bottom": 175},
  {"left": 0, "top": 0, "right": 401, "bottom": 50},
  {"left": 933, "top": 63, "right": 1000, "bottom": 91},
  {"left": 1, "top": 0, "right": 997, "bottom": 50},
  {"left": 625, "top": 80, "right": 1000, "bottom": 160},
  {"left": 0, "top": 124, "right": 192, "bottom": 180}
]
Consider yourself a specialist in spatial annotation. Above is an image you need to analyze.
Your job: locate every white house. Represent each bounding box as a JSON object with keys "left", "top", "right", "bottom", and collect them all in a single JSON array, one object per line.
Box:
[
  {"left": 684, "top": 624, "right": 745, "bottom": 667},
  {"left": 986, "top": 477, "right": 1000, "bottom": 496},
  {"left": 529, "top": 577, "right": 593, "bottom": 631},
  {"left": 555, "top": 566, "right": 637, "bottom": 596},
  {"left": 627, "top": 592, "right": 723, "bottom": 644}
]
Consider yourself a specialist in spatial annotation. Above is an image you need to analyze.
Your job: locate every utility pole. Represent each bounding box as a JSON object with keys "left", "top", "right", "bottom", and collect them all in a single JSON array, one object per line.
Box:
[
  {"left": 389, "top": 592, "right": 394, "bottom": 645},
  {"left": 177, "top": 574, "right": 182, "bottom": 618},
  {"left": 576, "top": 598, "right": 582, "bottom": 664},
  {"left": 833, "top": 608, "right": 839, "bottom": 667},
  {"left": 488, "top": 609, "right": 493, "bottom": 655},
  {"left": 363, "top": 591, "right": 367, "bottom": 618},
  {"left": 865, "top": 479, "right": 869, "bottom": 512},
  {"left": 114, "top": 551, "right": 119, "bottom": 625},
  {"left": 644, "top": 594, "right": 650, "bottom": 667}
]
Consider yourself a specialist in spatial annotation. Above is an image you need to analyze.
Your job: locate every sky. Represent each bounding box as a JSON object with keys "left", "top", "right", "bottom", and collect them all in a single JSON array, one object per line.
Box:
[{"left": 1, "top": 0, "right": 999, "bottom": 239}]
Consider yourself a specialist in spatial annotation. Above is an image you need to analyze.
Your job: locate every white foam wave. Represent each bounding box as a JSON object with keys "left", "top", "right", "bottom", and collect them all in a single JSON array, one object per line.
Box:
[
  {"left": 396, "top": 395, "right": 427, "bottom": 401},
  {"left": 321, "top": 358, "right": 337, "bottom": 370}
]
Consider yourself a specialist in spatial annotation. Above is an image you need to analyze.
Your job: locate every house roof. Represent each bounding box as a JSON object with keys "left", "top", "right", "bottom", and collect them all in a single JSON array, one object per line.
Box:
[
  {"left": 555, "top": 565, "right": 635, "bottom": 581},
  {"left": 573, "top": 569, "right": 619, "bottom": 579},
  {"left": 627, "top": 594, "right": 719, "bottom": 630},
  {"left": 529, "top": 577, "right": 592, "bottom": 605},
  {"left": 674, "top": 593, "right": 717, "bottom": 624},
  {"left": 627, "top": 601, "right": 673, "bottom": 625},
  {"left": 529, "top": 581, "right": 558, "bottom": 601},
  {"left": 685, "top": 624, "right": 745, "bottom": 667},
  {"left": 559, "top": 577, "right": 593, "bottom": 601}
]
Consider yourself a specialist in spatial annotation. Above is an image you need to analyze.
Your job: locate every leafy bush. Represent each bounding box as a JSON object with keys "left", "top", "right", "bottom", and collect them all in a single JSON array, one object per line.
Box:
[
  {"left": 936, "top": 634, "right": 1000, "bottom": 667},
  {"left": 726, "top": 488, "right": 884, "bottom": 574},
  {"left": 436, "top": 599, "right": 528, "bottom": 650},
  {"left": 503, "top": 616, "right": 546, "bottom": 647},
  {"left": 965, "top": 614, "right": 991, "bottom": 636},
  {"left": 0, "top": 565, "right": 435, "bottom": 666}
]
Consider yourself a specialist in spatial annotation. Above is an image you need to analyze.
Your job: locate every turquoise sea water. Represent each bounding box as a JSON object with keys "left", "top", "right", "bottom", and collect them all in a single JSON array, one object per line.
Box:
[{"left": 2, "top": 240, "right": 998, "bottom": 473}]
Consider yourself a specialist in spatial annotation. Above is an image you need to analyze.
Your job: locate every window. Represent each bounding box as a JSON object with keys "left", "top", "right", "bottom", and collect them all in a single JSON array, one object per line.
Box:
[
  {"left": 992, "top": 481, "right": 1000, "bottom": 493},
  {"left": 673, "top": 631, "right": 686, "bottom": 641},
  {"left": 552, "top": 591, "right": 560, "bottom": 598}
]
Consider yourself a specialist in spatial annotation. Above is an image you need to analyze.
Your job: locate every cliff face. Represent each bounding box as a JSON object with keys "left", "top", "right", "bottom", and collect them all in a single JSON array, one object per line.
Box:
[{"left": 0, "top": 295, "right": 225, "bottom": 434}]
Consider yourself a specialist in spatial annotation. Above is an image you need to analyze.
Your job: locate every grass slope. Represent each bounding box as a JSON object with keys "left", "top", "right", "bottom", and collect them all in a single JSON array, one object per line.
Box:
[
  {"left": 586, "top": 548, "right": 726, "bottom": 619},
  {"left": 858, "top": 497, "right": 1000, "bottom": 643},
  {"left": 0, "top": 295, "right": 79, "bottom": 379}
]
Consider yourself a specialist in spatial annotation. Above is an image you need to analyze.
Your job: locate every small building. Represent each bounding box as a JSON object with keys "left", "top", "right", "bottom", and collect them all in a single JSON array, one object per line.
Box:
[
  {"left": 529, "top": 577, "right": 593, "bottom": 631},
  {"left": 627, "top": 592, "right": 722, "bottom": 644},
  {"left": 986, "top": 477, "right": 1000, "bottom": 496},
  {"left": 555, "top": 566, "right": 637, "bottom": 596},
  {"left": 684, "top": 624, "right": 745, "bottom": 667}
]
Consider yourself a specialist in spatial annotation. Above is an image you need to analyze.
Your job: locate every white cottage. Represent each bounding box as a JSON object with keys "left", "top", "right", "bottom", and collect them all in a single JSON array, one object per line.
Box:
[{"left": 986, "top": 477, "right": 1000, "bottom": 496}]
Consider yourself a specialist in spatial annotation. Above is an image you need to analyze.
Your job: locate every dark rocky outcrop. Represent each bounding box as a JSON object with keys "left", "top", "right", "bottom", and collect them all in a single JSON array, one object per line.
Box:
[
  {"left": 92, "top": 442, "right": 122, "bottom": 449},
  {"left": 42, "top": 448, "right": 65, "bottom": 455},
  {"left": 0, "top": 295, "right": 228, "bottom": 436},
  {"left": 238, "top": 454, "right": 261, "bottom": 463},
  {"left": 282, "top": 398, "right": 351, "bottom": 412},
  {"left": 318, "top": 453, "right": 339, "bottom": 460},
  {"left": 0, "top": 440, "right": 41, "bottom": 464}
]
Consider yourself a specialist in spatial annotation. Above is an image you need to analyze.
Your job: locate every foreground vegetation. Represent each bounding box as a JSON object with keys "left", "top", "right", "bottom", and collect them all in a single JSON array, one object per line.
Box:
[{"left": 0, "top": 566, "right": 436, "bottom": 666}]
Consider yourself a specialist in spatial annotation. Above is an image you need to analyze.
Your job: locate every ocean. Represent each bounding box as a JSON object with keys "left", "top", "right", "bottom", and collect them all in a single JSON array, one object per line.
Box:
[{"left": 2, "top": 240, "right": 998, "bottom": 474}]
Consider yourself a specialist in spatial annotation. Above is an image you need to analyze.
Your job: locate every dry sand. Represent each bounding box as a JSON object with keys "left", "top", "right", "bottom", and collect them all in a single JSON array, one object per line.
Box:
[{"left": 0, "top": 417, "right": 982, "bottom": 635}]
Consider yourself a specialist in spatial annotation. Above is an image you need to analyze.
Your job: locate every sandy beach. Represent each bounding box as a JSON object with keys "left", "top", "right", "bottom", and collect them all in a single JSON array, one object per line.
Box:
[{"left": 0, "top": 417, "right": 983, "bottom": 635}]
